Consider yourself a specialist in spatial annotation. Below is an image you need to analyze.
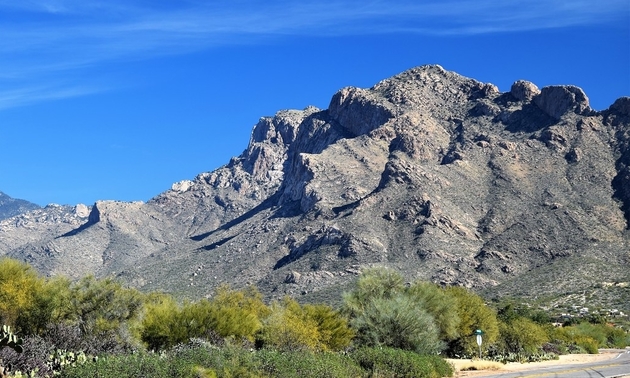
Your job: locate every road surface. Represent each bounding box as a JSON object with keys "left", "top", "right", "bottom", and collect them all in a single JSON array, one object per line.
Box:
[{"left": 475, "top": 349, "right": 630, "bottom": 378}]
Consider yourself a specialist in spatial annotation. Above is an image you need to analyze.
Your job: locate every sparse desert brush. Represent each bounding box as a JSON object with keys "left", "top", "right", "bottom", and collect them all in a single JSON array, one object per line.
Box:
[{"left": 450, "top": 359, "right": 504, "bottom": 371}]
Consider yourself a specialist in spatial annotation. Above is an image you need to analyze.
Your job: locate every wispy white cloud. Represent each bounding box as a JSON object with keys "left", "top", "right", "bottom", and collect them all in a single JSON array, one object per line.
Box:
[
  {"left": 0, "top": 0, "right": 626, "bottom": 110},
  {"left": 0, "top": 84, "right": 105, "bottom": 110}
]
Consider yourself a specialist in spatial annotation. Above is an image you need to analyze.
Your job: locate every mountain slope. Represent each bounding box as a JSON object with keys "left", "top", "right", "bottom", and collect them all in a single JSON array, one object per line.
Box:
[
  {"left": 0, "top": 191, "right": 40, "bottom": 220},
  {"left": 2, "top": 65, "right": 629, "bottom": 310}
]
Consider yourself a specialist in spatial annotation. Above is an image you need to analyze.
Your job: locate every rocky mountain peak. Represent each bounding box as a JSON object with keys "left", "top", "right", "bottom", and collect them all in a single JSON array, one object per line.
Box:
[
  {"left": 608, "top": 97, "right": 630, "bottom": 117},
  {"left": 1, "top": 65, "right": 629, "bottom": 312}
]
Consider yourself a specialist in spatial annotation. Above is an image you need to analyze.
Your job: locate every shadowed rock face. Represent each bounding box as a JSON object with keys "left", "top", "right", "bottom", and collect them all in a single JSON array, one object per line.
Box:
[{"left": 1, "top": 65, "right": 629, "bottom": 310}]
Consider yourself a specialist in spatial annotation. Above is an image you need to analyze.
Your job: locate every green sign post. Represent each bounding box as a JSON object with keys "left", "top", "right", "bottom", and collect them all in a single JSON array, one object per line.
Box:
[{"left": 474, "top": 329, "right": 483, "bottom": 359}]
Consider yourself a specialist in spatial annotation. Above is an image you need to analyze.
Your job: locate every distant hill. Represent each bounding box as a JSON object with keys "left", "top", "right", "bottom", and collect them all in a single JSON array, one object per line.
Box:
[
  {"left": 1, "top": 65, "right": 629, "bottom": 312},
  {"left": 0, "top": 191, "right": 40, "bottom": 220}
]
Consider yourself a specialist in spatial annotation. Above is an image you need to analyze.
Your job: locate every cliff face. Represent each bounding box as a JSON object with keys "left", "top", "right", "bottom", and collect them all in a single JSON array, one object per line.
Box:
[{"left": 2, "top": 65, "right": 629, "bottom": 309}]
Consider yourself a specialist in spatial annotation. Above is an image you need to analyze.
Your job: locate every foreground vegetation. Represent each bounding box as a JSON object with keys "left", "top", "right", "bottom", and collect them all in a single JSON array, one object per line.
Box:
[
  {"left": 0, "top": 258, "right": 627, "bottom": 377},
  {"left": 58, "top": 344, "right": 453, "bottom": 378}
]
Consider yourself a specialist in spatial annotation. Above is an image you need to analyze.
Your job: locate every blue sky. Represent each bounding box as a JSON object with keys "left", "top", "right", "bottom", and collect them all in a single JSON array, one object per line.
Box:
[{"left": 1, "top": 0, "right": 628, "bottom": 206}]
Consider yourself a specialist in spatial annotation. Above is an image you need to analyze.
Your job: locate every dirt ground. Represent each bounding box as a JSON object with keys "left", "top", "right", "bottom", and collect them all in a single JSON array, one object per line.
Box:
[{"left": 449, "top": 349, "right": 628, "bottom": 377}]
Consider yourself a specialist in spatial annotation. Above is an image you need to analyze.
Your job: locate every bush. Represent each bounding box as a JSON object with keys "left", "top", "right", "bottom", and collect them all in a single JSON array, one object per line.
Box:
[
  {"left": 445, "top": 287, "right": 499, "bottom": 358},
  {"left": 406, "top": 282, "right": 460, "bottom": 341},
  {"left": 140, "top": 294, "right": 182, "bottom": 350},
  {"left": 59, "top": 352, "right": 172, "bottom": 378},
  {"left": 343, "top": 268, "right": 445, "bottom": 354},
  {"left": 43, "top": 322, "right": 131, "bottom": 355},
  {"left": 343, "top": 267, "right": 405, "bottom": 318},
  {"left": 173, "top": 344, "right": 260, "bottom": 378},
  {"left": 206, "top": 285, "right": 270, "bottom": 342},
  {"left": 16, "top": 276, "right": 72, "bottom": 336},
  {"left": 549, "top": 322, "right": 629, "bottom": 354},
  {"left": 572, "top": 323, "right": 629, "bottom": 348},
  {"left": 302, "top": 304, "right": 354, "bottom": 351},
  {"left": 351, "top": 347, "right": 453, "bottom": 378},
  {"left": 574, "top": 335, "right": 599, "bottom": 354},
  {"left": 607, "top": 327, "right": 630, "bottom": 348},
  {"left": 496, "top": 302, "right": 551, "bottom": 326},
  {"left": 257, "top": 349, "right": 363, "bottom": 378},
  {"left": 0, "top": 258, "right": 45, "bottom": 328},
  {"left": 257, "top": 297, "right": 354, "bottom": 352},
  {"left": 64, "top": 276, "right": 144, "bottom": 351},
  {"left": 60, "top": 344, "right": 363, "bottom": 378},
  {"left": 67, "top": 276, "right": 144, "bottom": 331},
  {"left": 258, "top": 297, "right": 322, "bottom": 352},
  {"left": 497, "top": 317, "right": 549, "bottom": 355},
  {"left": 141, "top": 286, "right": 272, "bottom": 351},
  {"left": 350, "top": 295, "right": 444, "bottom": 354}
]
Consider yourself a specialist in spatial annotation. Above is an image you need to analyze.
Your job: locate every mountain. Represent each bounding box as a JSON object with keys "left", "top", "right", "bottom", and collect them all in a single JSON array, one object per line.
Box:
[
  {"left": 0, "top": 191, "right": 40, "bottom": 220},
  {"left": 0, "top": 203, "right": 91, "bottom": 256},
  {"left": 1, "top": 65, "right": 629, "bottom": 311}
]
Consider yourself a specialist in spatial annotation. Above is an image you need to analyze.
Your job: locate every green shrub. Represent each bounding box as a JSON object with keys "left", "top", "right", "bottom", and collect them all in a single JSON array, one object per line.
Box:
[
  {"left": 496, "top": 302, "right": 551, "bottom": 326},
  {"left": 64, "top": 275, "right": 144, "bottom": 351},
  {"left": 60, "top": 345, "right": 242, "bottom": 378},
  {"left": 141, "top": 293, "right": 182, "bottom": 350},
  {"left": 141, "top": 286, "right": 271, "bottom": 351},
  {"left": 16, "top": 276, "right": 72, "bottom": 336},
  {"left": 445, "top": 287, "right": 499, "bottom": 358},
  {"left": 206, "top": 285, "right": 270, "bottom": 342},
  {"left": 0, "top": 258, "right": 46, "bottom": 328},
  {"left": 258, "top": 297, "right": 322, "bottom": 352},
  {"left": 406, "top": 282, "right": 460, "bottom": 341},
  {"left": 350, "top": 295, "right": 444, "bottom": 354},
  {"left": 302, "top": 304, "right": 354, "bottom": 351},
  {"left": 257, "top": 349, "right": 362, "bottom": 378},
  {"left": 572, "top": 323, "right": 629, "bottom": 348},
  {"left": 343, "top": 268, "right": 445, "bottom": 354},
  {"left": 172, "top": 342, "right": 261, "bottom": 377},
  {"left": 60, "top": 344, "right": 363, "bottom": 378},
  {"left": 607, "top": 327, "right": 630, "bottom": 348},
  {"left": 549, "top": 323, "right": 628, "bottom": 354},
  {"left": 59, "top": 352, "right": 172, "bottom": 378},
  {"left": 343, "top": 267, "right": 405, "bottom": 318},
  {"left": 575, "top": 335, "right": 599, "bottom": 354},
  {"left": 498, "top": 317, "right": 549, "bottom": 355},
  {"left": 257, "top": 297, "right": 354, "bottom": 352},
  {"left": 351, "top": 347, "right": 453, "bottom": 378}
]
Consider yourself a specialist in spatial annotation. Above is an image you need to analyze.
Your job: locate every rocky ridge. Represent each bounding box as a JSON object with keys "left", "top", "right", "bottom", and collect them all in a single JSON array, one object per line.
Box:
[
  {"left": 0, "top": 203, "right": 89, "bottom": 254},
  {"left": 0, "top": 191, "right": 40, "bottom": 220},
  {"left": 1, "top": 65, "right": 628, "bottom": 310}
]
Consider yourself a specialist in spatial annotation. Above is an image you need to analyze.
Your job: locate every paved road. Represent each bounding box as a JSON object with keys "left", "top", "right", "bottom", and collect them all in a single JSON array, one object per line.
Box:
[{"left": 478, "top": 350, "right": 630, "bottom": 378}]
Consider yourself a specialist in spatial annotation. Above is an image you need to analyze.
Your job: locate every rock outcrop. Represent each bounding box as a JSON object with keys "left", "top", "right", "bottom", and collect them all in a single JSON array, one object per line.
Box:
[
  {"left": 510, "top": 80, "right": 540, "bottom": 102},
  {"left": 1, "top": 65, "right": 628, "bottom": 311},
  {"left": 533, "top": 85, "right": 591, "bottom": 120}
]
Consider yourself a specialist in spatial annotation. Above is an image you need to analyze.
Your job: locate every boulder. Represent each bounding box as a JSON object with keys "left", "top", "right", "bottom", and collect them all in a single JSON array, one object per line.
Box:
[
  {"left": 534, "top": 85, "right": 590, "bottom": 119},
  {"left": 510, "top": 80, "right": 540, "bottom": 102}
]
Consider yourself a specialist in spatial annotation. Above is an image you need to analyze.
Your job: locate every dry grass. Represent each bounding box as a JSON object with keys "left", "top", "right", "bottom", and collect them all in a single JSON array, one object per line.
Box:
[{"left": 447, "top": 359, "right": 504, "bottom": 372}]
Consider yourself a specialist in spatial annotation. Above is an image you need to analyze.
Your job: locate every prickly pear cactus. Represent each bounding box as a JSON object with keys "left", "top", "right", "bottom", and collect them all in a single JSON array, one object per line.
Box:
[
  {"left": 0, "top": 325, "right": 24, "bottom": 378},
  {"left": 47, "top": 349, "right": 88, "bottom": 372},
  {"left": 0, "top": 325, "right": 23, "bottom": 353}
]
